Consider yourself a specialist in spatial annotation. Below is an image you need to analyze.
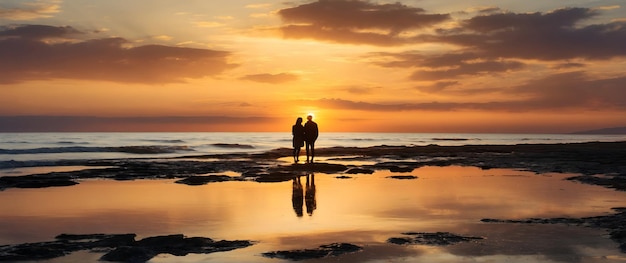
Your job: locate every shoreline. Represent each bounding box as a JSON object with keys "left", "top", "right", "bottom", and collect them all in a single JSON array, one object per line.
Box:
[
  {"left": 1, "top": 141, "right": 625, "bottom": 261},
  {"left": 1, "top": 141, "right": 625, "bottom": 189}
]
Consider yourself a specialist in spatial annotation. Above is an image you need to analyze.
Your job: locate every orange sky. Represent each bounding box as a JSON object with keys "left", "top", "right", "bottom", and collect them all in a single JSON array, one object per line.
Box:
[{"left": 1, "top": 0, "right": 625, "bottom": 132}]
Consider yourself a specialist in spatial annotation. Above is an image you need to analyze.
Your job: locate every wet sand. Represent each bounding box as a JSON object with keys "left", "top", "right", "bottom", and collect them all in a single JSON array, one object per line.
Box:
[{"left": 0, "top": 141, "right": 625, "bottom": 262}]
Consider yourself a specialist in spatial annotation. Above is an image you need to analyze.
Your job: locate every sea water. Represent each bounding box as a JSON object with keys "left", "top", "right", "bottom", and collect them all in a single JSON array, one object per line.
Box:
[
  {"left": 1, "top": 167, "right": 626, "bottom": 262},
  {"left": 1, "top": 132, "right": 625, "bottom": 165},
  {"left": 2, "top": 132, "right": 626, "bottom": 262}
]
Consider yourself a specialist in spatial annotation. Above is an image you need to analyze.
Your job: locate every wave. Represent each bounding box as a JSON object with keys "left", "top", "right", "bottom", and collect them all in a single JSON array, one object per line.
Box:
[
  {"left": 211, "top": 143, "right": 254, "bottom": 149},
  {"left": 0, "top": 145, "right": 194, "bottom": 155},
  {"left": 56, "top": 141, "right": 85, "bottom": 145},
  {"left": 431, "top": 138, "right": 474, "bottom": 141},
  {"left": 141, "top": 139, "right": 186, "bottom": 143}
]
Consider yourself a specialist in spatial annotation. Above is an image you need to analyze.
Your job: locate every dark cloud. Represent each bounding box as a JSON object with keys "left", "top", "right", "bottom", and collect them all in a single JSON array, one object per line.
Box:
[
  {"left": 373, "top": 51, "right": 525, "bottom": 80},
  {"left": 277, "top": 0, "right": 449, "bottom": 45},
  {"left": 280, "top": 24, "right": 410, "bottom": 46},
  {"left": 410, "top": 60, "right": 524, "bottom": 80},
  {"left": 277, "top": 2, "right": 626, "bottom": 82},
  {"left": 475, "top": 7, "right": 502, "bottom": 14},
  {"left": 437, "top": 7, "right": 626, "bottom": 60},
  {"left": 338, "top": 85, "right": 380, "bottom": 94},
  {"left": 312, "top": 98, "right": 475, "bottom": 111},
  {"left": 310, "top": 72, "right": 626, "bottom": 112},
  {"left": 0, "top": 116, "right": 276, "bottom": 132},
  {"left": 551, "top": 62, "right": 586, "bottom": 69},
  {"left": 240, "top": 72, "right": 299, "bottom": 84},
  {"left": 509, "top": 71, "right": 626, "bottom": 110},
  {"left": 416, "top": 81, "right": 458, "bottom": 93},
  {"left": 0, "top": 24, "right": 236, "bottom": 84},
  {"left": 0, "top": 24, "right": 80, "bottom": 39},
  {"left": 277, "top": 2, "right": 626, "bottom": 61}
]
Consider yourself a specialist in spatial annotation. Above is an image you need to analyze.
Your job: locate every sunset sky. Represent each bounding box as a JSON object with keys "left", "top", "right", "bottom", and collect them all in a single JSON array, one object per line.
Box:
[{"left": 1, "top": 0, "right": 625, "bottom": 133}]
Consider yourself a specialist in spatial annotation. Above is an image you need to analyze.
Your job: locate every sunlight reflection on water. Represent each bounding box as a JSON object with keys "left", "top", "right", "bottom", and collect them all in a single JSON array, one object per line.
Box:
[{"left": 1, "top": 166, "right": 625, "bottom": 262}]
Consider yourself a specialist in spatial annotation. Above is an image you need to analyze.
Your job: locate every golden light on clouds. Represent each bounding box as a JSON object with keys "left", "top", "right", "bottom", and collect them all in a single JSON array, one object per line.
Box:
[{"left": 0, "top": 0, "right": 625, "bottom": 132}]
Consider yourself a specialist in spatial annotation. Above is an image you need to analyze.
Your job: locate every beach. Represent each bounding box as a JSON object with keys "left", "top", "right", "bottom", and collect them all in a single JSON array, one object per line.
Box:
[{"left": 1, "top": 133, "right": 626, "bottom": 262}]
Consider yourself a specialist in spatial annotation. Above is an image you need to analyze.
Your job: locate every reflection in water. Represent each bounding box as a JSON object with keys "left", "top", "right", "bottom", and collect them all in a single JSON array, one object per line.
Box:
[
  {"left": 292, "top": 173, "right": 317, "bottom": 217},
  {"left": 305, "top": 173, "right": 316, "bottom": 216},
  {"left": 2, "top": 166, "right": 626, "bottom": 262},
  {"left": 292, "top": 176, "right": 304, "bottom": 217}
]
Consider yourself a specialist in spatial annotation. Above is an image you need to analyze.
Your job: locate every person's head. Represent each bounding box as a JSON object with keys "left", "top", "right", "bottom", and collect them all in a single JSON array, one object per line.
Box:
[
  {"left": 296, "top": 117, "right": 303, "bottom": 124},
  {"left": 307, "top": 115, "right": 313, "bottom": 121}
]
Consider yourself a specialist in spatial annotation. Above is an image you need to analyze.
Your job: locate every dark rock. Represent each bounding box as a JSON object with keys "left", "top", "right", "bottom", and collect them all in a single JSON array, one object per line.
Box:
[
  {"left": 136, "top": 234, "right": 186, "bottom": 249},
  {"left": 387, "top": 175, "right": 418, "bottom": 180},
  {"left": 387, "top": 232, "right": 483, "bottom": 246},
  {"left": 389, "top": 167, "right": 414, "bottom": 173},
  {"left": 481, "top": 207, "right": 626, "bottom": 253},
  {"left": 567, "top": 175, "right": 626, "bottom": 192},
  {"left": 56, "top": 233, "right": 136, "bottom": 247},
  {"left": 0, "top": 233, "right": 254, "bottom": 262},
  {"left": 345, "top": 168, "right": 374, "bottom": 174},
  {"left": 255, "top": 171, "right": 296, "bottom": 183},
  {"left": 175, "top": 175, "right": 234, "bottom": 185},
  {"left": 262, "top": 243, "right": 362, "bottom": 261},
  {"left": 281, "top": 162, "right": 348, "bottom": 173},
  {"left": 3, "top": 141, "right": 626, "bottom": 192},
  {"left": 0, "top": 244, "right": 68, "bottom": 261},
  {"left": 208, "top": 240, "right": 256, "bottom": 253},
  {"left": 100, "top": 246, "right": 156, "bottom": 262},
  {"left": 14, "top": 179, "right": 79, "bottom": 188},
  {"left": 0, "top": 175, "right": 78, "bottom": 190},
  {"left": 373, "top": 162, "right": 421, "bottom": 173},
  {"left": 335, "top": 175, "right": 353, "bottom": 179},
  {"left": 387, "top": 237, "right": 412, "bottom": 245}
]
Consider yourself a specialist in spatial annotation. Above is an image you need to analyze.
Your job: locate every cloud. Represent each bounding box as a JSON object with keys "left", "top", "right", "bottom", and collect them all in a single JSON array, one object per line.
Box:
[
  {"left": 0, "top": 115, "right": 276, "bottom": 132},
  {"left": 0, "top": 0, "right": 61, "bottom": 20},
  {"left": 276, "top": 1, "right": 626, "bottom": 58},
  {"left": 416, "top": 81, "right": 458, "bottom": 93},
  {"left": 335, "top": 85, "right": 380, "bottom": 94},
  {"left": 371, "top": 51, "right": 526, "bottom": 81},
  {"left": 0, "top": 24, "right": 236, "bottom": 84},
  {"left": 436, "top": 7, "right": 626, "bottom": 60},
  {"left": 309, "top": 72, "right": 626, "bottom": 112},
  {"left": 509, "top": 71, "right": 626, "bottom": 110},
  {"left": 277, "top": 0, "right": 449, "bottom": 46},
  {"left": 410, "top": 60, "right": 524, "bottom": 80},
  {"left": 240, "top": 73, "right": 299, "bottom": 84},
  {"left": 0, "top": 24, "right": 79, "bottom": 39}
]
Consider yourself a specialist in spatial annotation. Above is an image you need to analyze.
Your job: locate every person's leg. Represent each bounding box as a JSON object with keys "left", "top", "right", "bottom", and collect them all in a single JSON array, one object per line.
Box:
[
  {"left": 295, "top": 147, "right": 300, "bottom": 162},
  {"left": 293, "top": 147, "right": 299, "bottom": 162},
  {"left": 305, "top": 142, "right": 311, "bottom": 163},
  {"left": 310, "top": 142, "right": 315, "bottom": 163}
]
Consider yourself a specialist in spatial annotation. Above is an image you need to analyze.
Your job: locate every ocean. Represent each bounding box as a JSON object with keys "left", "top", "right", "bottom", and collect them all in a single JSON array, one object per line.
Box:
[{"left": 1, "top": 132, "right": 625, "bottom": 169}]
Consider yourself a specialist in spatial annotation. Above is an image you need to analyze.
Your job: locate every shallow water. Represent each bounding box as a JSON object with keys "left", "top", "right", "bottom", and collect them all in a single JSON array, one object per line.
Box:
[
  {"left": 1, "top": 166, "right": 626, "bottom": 262},
  {"left": 2, "top": 132, "right": 625, "bottom": 164}
]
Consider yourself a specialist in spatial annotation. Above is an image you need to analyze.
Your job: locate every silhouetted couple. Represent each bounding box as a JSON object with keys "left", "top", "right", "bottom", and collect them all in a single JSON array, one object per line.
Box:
[{"left": 292, "top": 115, "right": 318, "bottom": 163}]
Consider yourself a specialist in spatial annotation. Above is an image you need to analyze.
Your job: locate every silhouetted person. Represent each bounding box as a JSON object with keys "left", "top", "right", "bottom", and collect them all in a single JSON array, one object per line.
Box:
[
  {"left": 305, "top": 173, "right": 316, "bottom": 216},
  {"left": 292, "top": 117, "right": 305, "bottom": 163},
  {"left": 292, "top": 176, "right": 304, "bottom": 217},
  {"left": 304, "top": 115, "right": 318, "bottom": 163}
]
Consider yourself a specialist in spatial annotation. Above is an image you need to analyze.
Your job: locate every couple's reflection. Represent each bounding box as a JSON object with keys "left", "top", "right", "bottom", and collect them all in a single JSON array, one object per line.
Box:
[{"left": 292, "top": 173, "right": 316, "bottom": 217}]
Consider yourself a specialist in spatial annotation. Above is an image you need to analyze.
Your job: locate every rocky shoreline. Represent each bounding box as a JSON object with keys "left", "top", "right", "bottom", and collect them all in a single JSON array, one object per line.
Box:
[
  {"left": 2, "top": 141, "right": 625, "bottom": 190},
  {"left": 1, "top": 141, "right": 625, "bottom": 261},
  {"left": 0, "top": 233, "right": 254, "bottom": 262}
]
